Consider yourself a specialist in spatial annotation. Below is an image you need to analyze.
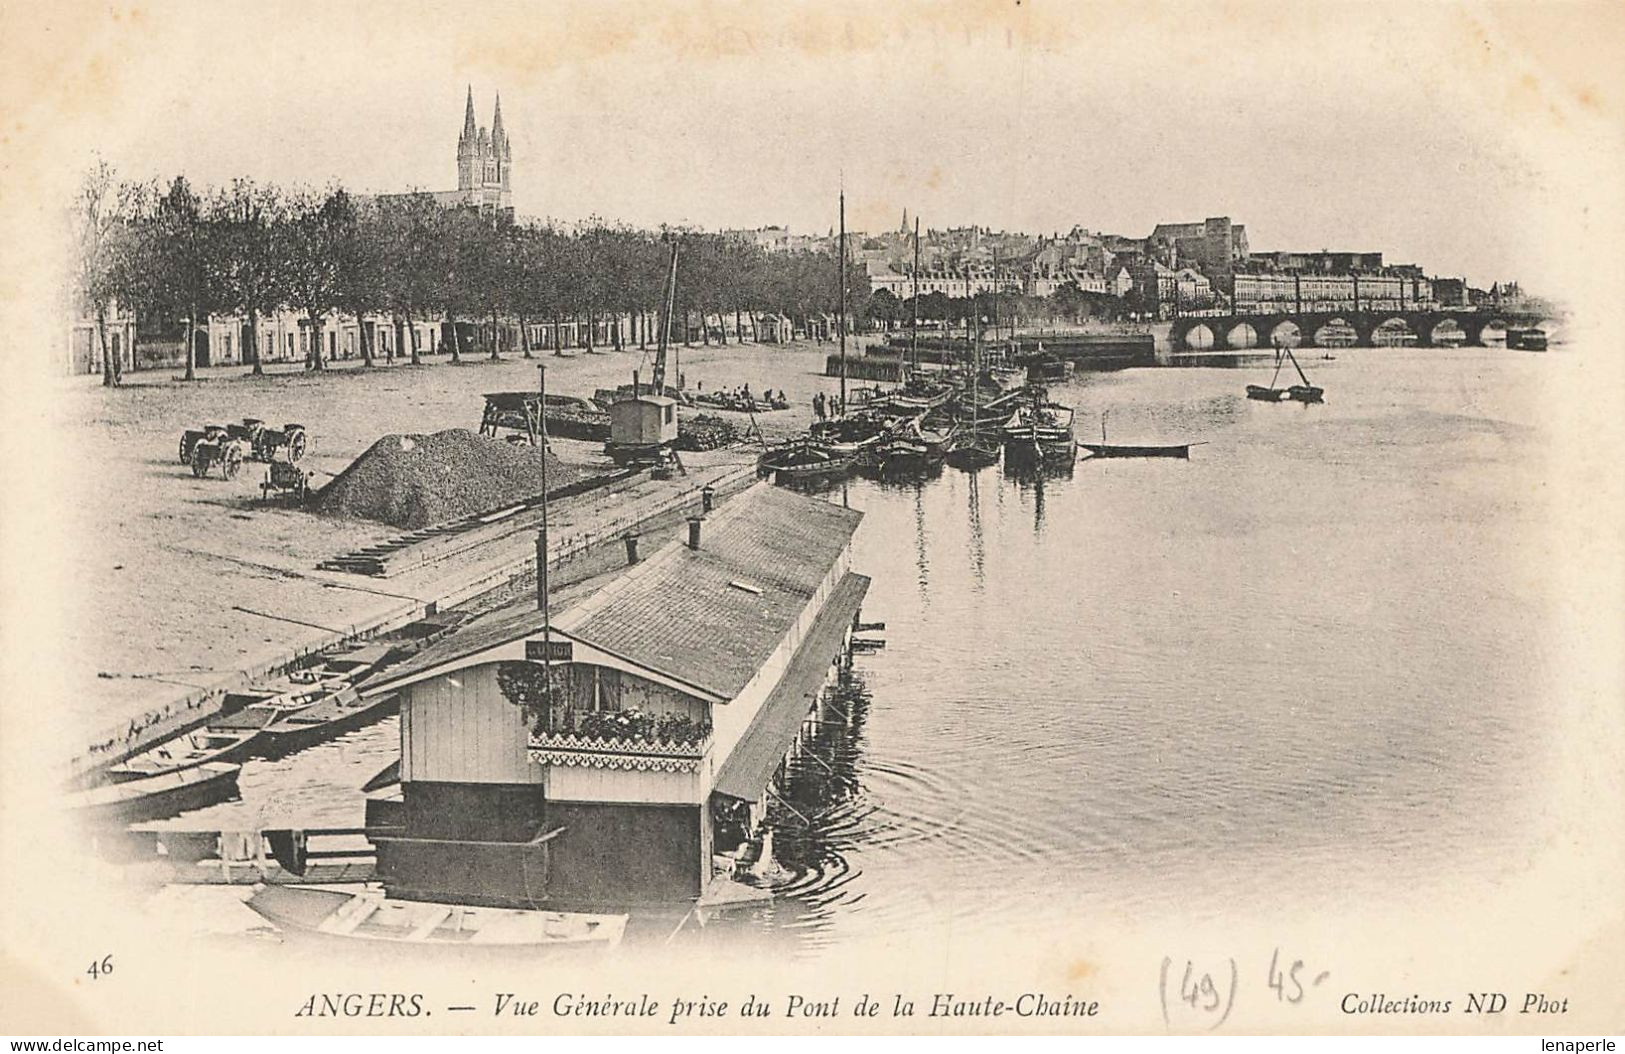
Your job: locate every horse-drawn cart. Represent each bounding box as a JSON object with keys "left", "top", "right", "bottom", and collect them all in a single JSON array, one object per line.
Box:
[
  {"left": 187, "top": 429, "right": 246, "bottom": 480},
  {"left": 261, "top": 459, "right": 312, "bottom": 503},
  {"left": 180, "top": 418, "right": 307, "bottom": 468}
]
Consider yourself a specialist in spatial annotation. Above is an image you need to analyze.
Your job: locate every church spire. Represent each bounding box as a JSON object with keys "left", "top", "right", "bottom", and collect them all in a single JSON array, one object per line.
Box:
[
  {"left": 461, "top": 85, "right": 478, "bottom": 143},
  {"left": 491, "top": 92, "right": 507, "bottom": 158}
]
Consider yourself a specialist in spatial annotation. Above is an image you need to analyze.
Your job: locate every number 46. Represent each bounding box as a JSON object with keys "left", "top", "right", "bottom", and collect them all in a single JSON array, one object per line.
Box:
[{"left": 87, "top": 955, "right": 113, "bottom": 980}]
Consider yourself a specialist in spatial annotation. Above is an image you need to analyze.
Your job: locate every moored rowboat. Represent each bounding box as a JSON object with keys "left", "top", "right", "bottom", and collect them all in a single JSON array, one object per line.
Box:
[
  {"left": 69, "top": 762, "right": 242, "bottom": 824},
  {"left": 244, "top": 885, "right": 628, "bottom": 949},
  {"left": 1079, "top": 443, "right": 1191, "bottom": 459}
]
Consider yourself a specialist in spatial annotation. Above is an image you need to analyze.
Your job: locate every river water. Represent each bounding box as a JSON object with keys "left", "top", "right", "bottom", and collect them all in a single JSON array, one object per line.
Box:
[{"left": 145, "top": 347, "right": 1564, "bottom": 960}]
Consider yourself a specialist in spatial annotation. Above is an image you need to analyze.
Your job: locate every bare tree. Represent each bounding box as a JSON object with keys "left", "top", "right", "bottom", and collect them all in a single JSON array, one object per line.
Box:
[{"left": 71, "top": 160, "right": 141, "bottom": 387}]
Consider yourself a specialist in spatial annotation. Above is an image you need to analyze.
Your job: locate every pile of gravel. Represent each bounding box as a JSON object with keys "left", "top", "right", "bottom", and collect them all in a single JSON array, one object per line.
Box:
[{"left": 314, "top": 429, "right": 597, "bottom": 530}]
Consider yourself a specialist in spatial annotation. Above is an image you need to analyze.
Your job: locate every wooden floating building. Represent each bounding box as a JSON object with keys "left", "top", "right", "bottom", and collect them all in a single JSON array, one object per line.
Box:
[{"left": 359, "top": 482, "right": 868, "bottom": 909}]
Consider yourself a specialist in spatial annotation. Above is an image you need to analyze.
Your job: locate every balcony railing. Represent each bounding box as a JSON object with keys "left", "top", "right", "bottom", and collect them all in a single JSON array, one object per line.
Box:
[{"left": 527, "top": 710, "right": 710, "bottom": 773}]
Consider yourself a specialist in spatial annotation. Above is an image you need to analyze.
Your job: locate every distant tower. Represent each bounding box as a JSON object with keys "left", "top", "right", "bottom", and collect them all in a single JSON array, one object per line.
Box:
[
  {"left": 455, "top": 86, "right": 513, "bottom": 212},
  {"left": 490, "top": 93, "right": 511, "bottom": 201},
  {"left": 456, "top": 85, "right": 479, "bottom": 192}
]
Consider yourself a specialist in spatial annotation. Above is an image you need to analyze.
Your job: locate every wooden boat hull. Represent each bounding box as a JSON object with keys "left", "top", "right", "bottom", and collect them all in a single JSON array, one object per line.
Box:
[
  {"left": 70, "top": 762, "right": 241, "bottom": 825},
  {"left": 245, "top": 885, "right": 627, "bottom": 950},
  {"left": 105, "top": 728, "right": 262, "bottom": 783},
  {"left": 259, "top": 692, "right": 400, "bottom": 757},
  {"left": 943, "top": 441, "right": 1000, "bottom": 469},
  {"left": 1079, "top": 443, "right": 1190, "bottom": 459},
  {"left": 1246, "top": 385, "right": 1290, "bottom": 402},
  {"left": 1288, "top": 385, "right": 1324, "bottom": 404}
]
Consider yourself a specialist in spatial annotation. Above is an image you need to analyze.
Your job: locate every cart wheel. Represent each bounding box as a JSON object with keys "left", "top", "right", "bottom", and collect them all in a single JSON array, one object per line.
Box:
[
  {"left": 287, "top": 430, "right": 307, "bottom": 462},
  {"left": 191, "top": 448, "right": 210, "bottom": 478},
  {"left": 179, "top": 434, "right": 191, "bottom": 464},
  {"left": 223, "top": 445, "right": 243, "bottom": 480}
]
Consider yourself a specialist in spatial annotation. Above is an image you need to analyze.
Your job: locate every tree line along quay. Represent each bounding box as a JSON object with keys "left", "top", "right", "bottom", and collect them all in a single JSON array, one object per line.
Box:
[{"left": 72, "top": 167, "right": 858, "bottom": 388}]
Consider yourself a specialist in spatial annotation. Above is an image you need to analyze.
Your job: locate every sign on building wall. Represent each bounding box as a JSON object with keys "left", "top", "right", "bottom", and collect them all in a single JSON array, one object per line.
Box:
[{"left": 525, "top": 639, "right": 573, "bottom": 663}]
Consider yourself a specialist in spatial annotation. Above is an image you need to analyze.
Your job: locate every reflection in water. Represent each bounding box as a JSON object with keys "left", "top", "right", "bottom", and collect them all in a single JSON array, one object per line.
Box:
[
  {"left": 965, "top": 472, "right": 985, "bottom": 588},
  {"left": 913, "top": 482, "right": 929, "bottom": 595}
]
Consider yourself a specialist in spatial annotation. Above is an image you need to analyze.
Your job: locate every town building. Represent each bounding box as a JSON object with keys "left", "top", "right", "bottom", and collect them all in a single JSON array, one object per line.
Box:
[
  {"left": 1148, "top": 217, "right": 1249, "bottom": 280},
  {"left": 64, "top": 295, "right": 137, "bottom": 376},
  {"left": 357, "top": 483, "right": 870, "bottom": 909}
]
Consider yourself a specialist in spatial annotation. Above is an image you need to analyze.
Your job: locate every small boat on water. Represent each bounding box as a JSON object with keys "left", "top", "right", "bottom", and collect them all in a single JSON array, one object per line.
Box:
[
  {"left": 809, "top": 413, "right": 889, "bottom": 457},
  {"left": 1248, "top": 346, "right": 1323, "bottom": 403},
  {"left": 758, "top": 439, "right": 853, "bottom": 481},
  {"left": 878, "top": 379, "right": 957, "bottom": 416},
  {"left": 945, "top": 330, "right": 1001, "bottom": 469},
  {"left": 944, "top": 431, "right": 1000, "bottom": 468},
  {"left": 69, "top": 762, "right": 241, "bottom": 824},
  {"left": 1283, "top": 348, "right": 1324, "bottom": 403},
  {"left": 1078, "top": 411, "right": 1196, "bottom": 459},
  {"left": 258, "top": 691, "right": 400, "bottom": 757},
  {"left": 1025, "top": 356, "right": 1074, "bottom": 384},
  {"left": 1002, "top": 394, "right": 1076, "bottom": 460},
  {"left": 1507, "top": 327, "right": 1548, "bottom": 351},
  {"left": 244, "top": 885, "right": 628, "bottom": 950},
  {"left": 105, "top": 726, "right": 263, "bottom": 783},
  {"left": 208, "top": 667, "right": 359, "bottom": 732},
  {"left": 1080, "top": 442, "right": 1192, "bottom": 459}
]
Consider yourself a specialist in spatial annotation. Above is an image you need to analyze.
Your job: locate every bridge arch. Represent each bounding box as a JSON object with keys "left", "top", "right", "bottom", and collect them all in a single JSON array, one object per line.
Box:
[
  {"left": 1227, "top": 322, "right": 1259, "bottom": 349},
  {"left": 1478, "top": 318, "right": 1509, "bottom": 345},
  {"left": 1264, "top": 320, "right": 1302, "bottom": 348},
  {"left": 1182, "top": 323, "right": 1216, "bottom": 351},
  {"left": 1371, "top": 317, "right": 1418, "bottom": 347},
  {"left": 1311, "top": 317, "right": 1358, "bottom": 348},
  {"left": 1428, "top": 318, "right": 1468, "bottom": 347}
]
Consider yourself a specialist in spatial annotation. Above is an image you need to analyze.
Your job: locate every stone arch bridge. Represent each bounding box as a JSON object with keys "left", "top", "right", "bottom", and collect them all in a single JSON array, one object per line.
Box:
[{"left": 1169, "top": 310, "right": 1547, "bottom": 351}]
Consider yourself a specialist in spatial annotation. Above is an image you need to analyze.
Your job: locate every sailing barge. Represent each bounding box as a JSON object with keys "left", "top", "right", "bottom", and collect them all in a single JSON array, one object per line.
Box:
[{"left": 1002, "top": 396, "right": 1077, "bottom": 461}]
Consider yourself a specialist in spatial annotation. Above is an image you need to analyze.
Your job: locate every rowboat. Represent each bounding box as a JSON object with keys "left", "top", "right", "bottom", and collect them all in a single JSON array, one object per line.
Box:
[
  {"left": 105, "top": 726, "right": 264, "bottom": 783},
  {"left": 69, "top": 762, "right": 241, "bottom": 824},
  {"left": 208, "top": 668, "right": 358, "bottom": 732},
  {"left": 758, "top": 439, "right": 853, "bottom": 481},
  {"left": 1002, "top": 397, "right": 1076, "bottom": 460},
  {"left": 258, "top": 692, "right": 400, "bottom": 757},
  {"left": 943, "top": 433, "right": 1000, "bottom": 468},
  {"left": 1080, "top": 442, "right": 1191, "bottom": 459},
  {"left": 244, "top": 885, "right": 628, "bottom": 950},
  {"left": 1078, "top": 411, "right": 1195, "bottom": 459},
  {"left": 862, "top": 434, "right": 941, "bottom": 476}
]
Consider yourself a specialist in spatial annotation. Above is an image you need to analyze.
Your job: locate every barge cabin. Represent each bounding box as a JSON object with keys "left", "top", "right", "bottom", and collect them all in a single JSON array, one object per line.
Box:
[{"left": 358, "top": 482, "right": 868, "bottom": 910}]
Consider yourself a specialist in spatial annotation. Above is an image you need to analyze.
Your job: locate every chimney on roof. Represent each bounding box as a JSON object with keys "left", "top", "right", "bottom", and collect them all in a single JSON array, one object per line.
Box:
[
  {"left": 686, "top": 516, "right": 704, "bottom": 551},
  {"left": 623, "top": 533, "right": 640, "bottom": 565}
]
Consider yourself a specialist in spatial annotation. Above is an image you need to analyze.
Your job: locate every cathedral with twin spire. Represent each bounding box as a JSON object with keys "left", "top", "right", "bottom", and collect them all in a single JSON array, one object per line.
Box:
[{"left": 455, "top": 86, "right": 511, "bottom": 214}]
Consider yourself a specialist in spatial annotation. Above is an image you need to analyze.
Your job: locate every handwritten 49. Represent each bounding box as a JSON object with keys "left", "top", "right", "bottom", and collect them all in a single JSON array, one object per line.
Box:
[{"left": 1160, "top": 949, "right": 1330, "bottom": 1030}]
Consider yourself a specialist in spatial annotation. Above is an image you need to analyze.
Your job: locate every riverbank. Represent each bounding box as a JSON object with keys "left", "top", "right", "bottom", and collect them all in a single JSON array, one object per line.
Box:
[{"left": 57, "top": 340, "right": 855, "bottom": 770}]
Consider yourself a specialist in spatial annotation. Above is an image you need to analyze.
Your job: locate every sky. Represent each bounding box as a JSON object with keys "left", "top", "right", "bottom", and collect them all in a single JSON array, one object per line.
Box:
[{"left": 9, "top": 2, "right": 1625, "bottom": 292}]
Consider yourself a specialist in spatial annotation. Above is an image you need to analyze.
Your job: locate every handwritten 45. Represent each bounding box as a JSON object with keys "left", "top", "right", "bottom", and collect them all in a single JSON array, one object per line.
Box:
[{"left": 1267, "top": 947, "right": 1331, "bottom": 1004}]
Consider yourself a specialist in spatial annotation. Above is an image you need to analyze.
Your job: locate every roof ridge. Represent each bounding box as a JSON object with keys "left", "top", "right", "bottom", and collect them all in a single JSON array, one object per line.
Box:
[{"left": 553, "top": 480, "right": 780, "bottom": 630}]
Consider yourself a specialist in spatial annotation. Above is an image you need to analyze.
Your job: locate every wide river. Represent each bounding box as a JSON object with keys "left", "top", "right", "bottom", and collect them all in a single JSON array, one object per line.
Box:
[{"left": 149, "top": 346, "right": 1566, "bottom": 961}]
